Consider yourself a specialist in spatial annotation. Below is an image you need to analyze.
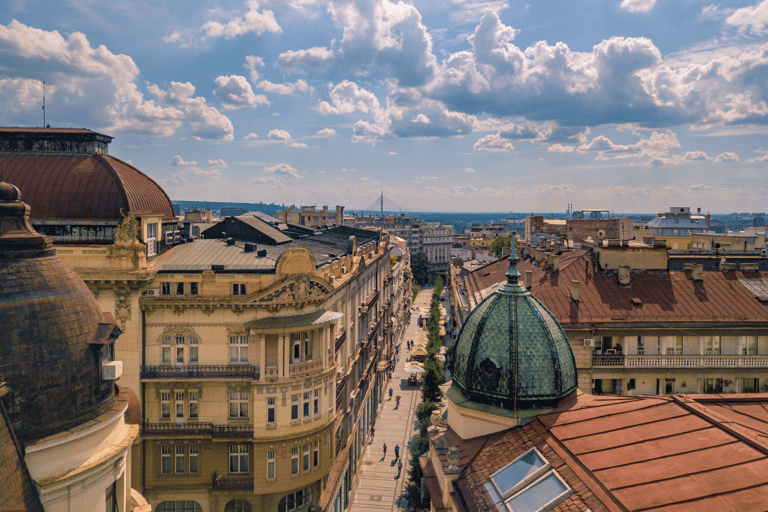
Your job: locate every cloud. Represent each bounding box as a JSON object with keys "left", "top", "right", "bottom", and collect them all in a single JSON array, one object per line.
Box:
[
  {"left": 548, "top": 144, "right": 575, "bottom": 152},
  {"left": 173, "top": 155, "right": 198, "bottom": 166},
  {"left": 257, "top": 79, "right": 310, "bottom": 94},
  {"left": 190, "top": 167, "right": 222, "bottom": 177},
  {"left": 277, "top": 0, "right": 437, "bottom": 87},
  {"left": 244, "top": 132, "right": 259, "bottom": 140},
  {"left": 682, "top": 151, "right": 709, "bottom": 161},
  {"left": 164, "top": 1, "right": 281, "bottom": 47},
  {"left": 244, "top": 55, "right": 265, "bottom": 83},
  {"left": 159, "top": 172, "right": 189, "bottom": 186},
  {"left": 317, "top": 80, "right": 382, "bottom": 115},
  {"left": 0, "top": 20, "right": 184, "bottom": 137},
  {"left": 473, "top": 133, "right": 514, "bottom": 151},
  {"left": 268, "top": 129, "right": 292, "bottom": 140},
  {"left": 714, "top": 151, "right": 740, "bottom": 162},
  {"left": 619, "top": 0, "right": 656, "bottom": 14},
  {"left": 265, "top": 162, "right": 301, "bottom": 178},
  {"left": 464, "top": 167, "right": 476, "bottom": 173},
  {"left": 315, "top": 128, "right": 337, "bottom": 137},
  {"left": 213, "top": 75, "right": 269, "bottom": 109},
  {"left": 147, "top": 81, "right": 234, "bottom": 141},
  {"left": 577, "top": 130, "right": 681, "bottom": 159},
  {"left": 207, "top": 158, "right": 227, "bottom": 167},
  {"left": 726, "top": 0, "right": 768, "bottom": 35},
  {"left": 253, "top": 175, "right": 280, "bottom": 184},
  {"left": 748, "top": 150, "right": 768, "bottom": 162}
]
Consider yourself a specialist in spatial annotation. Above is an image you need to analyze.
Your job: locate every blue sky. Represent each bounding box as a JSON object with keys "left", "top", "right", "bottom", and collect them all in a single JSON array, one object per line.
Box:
[{"left": 2, "top": 0, "right": 768, "bottom": 212}]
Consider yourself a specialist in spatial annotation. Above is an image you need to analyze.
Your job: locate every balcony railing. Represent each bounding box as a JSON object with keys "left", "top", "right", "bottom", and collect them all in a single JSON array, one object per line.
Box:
[
  {"left": 366, "top": 317, "right": 382, "bottom": 345},
  {"left": 213, "top": 475, "right": 254, "bottom": 491},
  {"left": 141, "top": 365, "right": 259, "bottom": 380},
  {"left": 289, "top": 359, "right": 323, "bottom": 377},
  {"left": 592, "top": 354, "right": 768, "bottom": 369},
  {"left": 335, "top": 329, "right": 346, "bottom": 354},
  {"left": 142, "top": 422, "right": 254, "bottom": 438},
  {"left": 336, "top": 374, "right": 347, "bottom": 412}
]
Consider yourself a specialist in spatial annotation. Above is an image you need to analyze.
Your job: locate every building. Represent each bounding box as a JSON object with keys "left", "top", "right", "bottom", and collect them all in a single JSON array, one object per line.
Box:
[
  {"left": 0, "top": 181, "right": 145, "bottom": 512},
  {"left": 643, "top": 206, "right": 711, "bottom": 249},
  {"left": 454, "top": 237, "right": 768, "bottom": 397},
  {"left": 421, "top": 226, "right": 454, "bottom": 280},
  {"left": 347, "top": 214, "right": 422, "bottom": 252},
  {"left": 425, "top": 239, "right": 768, "bottom": 512},
  {"left": 275, "top": 205, "right": 345, "bottom": 227},
  {"left": 525, "top": 210, "right": 634, "bottom": 244}
]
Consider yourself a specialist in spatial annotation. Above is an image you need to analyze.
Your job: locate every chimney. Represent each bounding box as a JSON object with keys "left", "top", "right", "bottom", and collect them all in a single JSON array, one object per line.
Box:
[
  {"left": 618, "top": 265, "right": 631, "bottom": 285},
  {"left": 524, "top": 270, "right": 532, "bottom": 289},
  {"left": 570, "top": 280, "right": 580, "bottom": 302}
]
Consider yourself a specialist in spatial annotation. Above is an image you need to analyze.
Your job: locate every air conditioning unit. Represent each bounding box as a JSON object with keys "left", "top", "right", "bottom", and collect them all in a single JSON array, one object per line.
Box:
[
  {"left": 583, "top": 338, "right": 594, "bottom": 347},
  {"left": 102, "top": 361, "right": 123, "bottom": 381},
  {"left": 146, "top": 288, "right": 160, "bottom": 296}
]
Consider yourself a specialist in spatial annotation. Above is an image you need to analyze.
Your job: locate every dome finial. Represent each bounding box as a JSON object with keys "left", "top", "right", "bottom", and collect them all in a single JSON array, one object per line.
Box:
[{"left": 505, "top": 231, "right": 520, "bottom": 285}]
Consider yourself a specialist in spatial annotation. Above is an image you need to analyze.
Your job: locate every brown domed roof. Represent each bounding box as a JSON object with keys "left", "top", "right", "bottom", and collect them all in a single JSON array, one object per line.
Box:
[
  {"left": 0, "top": 183, "right": 116, "bottom": 442},
  {"left": 0, "top": 152, "right": 175, "bottom": 221}
]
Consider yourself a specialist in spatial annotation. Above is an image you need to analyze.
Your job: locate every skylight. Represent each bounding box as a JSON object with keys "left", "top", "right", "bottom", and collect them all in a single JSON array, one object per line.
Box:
[{"left": 489, "top": 447, "right": 572, "bottom": 512}]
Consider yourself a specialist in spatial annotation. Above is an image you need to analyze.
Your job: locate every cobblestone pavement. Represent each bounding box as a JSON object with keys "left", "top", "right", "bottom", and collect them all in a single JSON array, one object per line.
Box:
[{"left": 348, "top": 287, "right": 436, "bottom": 511}]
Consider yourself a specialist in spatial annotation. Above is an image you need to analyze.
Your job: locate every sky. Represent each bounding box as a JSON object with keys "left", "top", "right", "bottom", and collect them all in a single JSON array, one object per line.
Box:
[{"left": 1, "top": 0, "right": 768, "bottom": 213}]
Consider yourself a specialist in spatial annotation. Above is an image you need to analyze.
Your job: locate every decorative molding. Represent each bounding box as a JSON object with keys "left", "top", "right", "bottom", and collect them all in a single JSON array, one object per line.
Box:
[
  {"left": 155, "top": 324, "right": 200, "bottom": 344},
  {"left": 227, "top": 382, "right": 251, "bottom": 394}
]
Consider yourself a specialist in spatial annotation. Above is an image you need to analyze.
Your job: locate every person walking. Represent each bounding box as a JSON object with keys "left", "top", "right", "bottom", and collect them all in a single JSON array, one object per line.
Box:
[
  {"left": 383, "top": 443, "right": 387, "bottom": 459},
  {"left": 394, "top": 443, "right": 400, "bottom": 460},
  {"left": 370, "top": 425, "right": 375, "bottom": 439},
  {"left": 388, "top": 387, "right": 393, "bottom": 400},
  {"left": 396, "top": 459, "right": 403, "bottom": 478},
  {"left": 395, "top": 395, "right": 401, "bottom": 408}
]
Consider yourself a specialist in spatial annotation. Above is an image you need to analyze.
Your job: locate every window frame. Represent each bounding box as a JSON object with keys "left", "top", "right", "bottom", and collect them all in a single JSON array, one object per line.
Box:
[
  {"left": 161, "top": 392, "right": 171, "bottom": 419},
  {"left": 175, "top": 445, "right": 185, "bottom": 474},
  {"left": 267, "top": 397, "right": 276, "bottom": 425},
  {"left": 189, "top": 445, "right": 199, "bottom": 473},
  {"left": 303, "top": 444, "right": 310, "bottom": 473},
  {"left": 229, "top": 444, "right": 249, "bottom": 474},
  {"left": 291, "top": 447, "right": 299, "bottom": 476},
  {"left": 229, "top": 391, "right": 249, "bottom": 419},
  {"left": 160, "top": 446, "right": 171, "bottom": 474},
  {"left": 313, "top": 440, "right": 320, "bottom": 468},
  {"left": 267, "top": 451, "right": 276, "bottom": 481},
  {"left": 229, "top": 335, "right": 249, "bottom": 363},
  {"left": 188, "top": 391, "right": 199, "bottom": 419},
  {"left": 231, "top": 283, "right": 247, "bottom": 296},
  {"left": 291, "top": 394, "right": 300, "bottom": 421}
]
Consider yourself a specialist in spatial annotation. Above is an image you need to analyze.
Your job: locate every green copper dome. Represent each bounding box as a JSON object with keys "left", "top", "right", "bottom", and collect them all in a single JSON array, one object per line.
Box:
[{"left": 452, "top": 234, "right": 577, "bottom": 411}]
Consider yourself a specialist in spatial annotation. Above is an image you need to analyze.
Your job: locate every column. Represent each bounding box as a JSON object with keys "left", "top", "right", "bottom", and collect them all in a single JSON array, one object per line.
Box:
[
  {"left": 278, "top": 335, "right": 284, "bottom": 379},
  {"left": 322, "top": 327, "right": 328, "bottom": 368},
  {"left": 284, "top": 334, "right": 290, "bottom": 377},
  {"left": 259, "top": 335, "right": 266, "bottom": 380}
]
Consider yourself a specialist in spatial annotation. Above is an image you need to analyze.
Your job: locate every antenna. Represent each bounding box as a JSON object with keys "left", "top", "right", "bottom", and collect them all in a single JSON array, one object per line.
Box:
[{"left": 42, "top": 81, "right": 46, "bottom": 127}]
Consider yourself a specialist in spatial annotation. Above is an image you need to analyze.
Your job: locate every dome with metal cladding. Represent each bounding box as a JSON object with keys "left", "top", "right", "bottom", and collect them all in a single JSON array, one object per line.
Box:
[{"left": 451, "top": 234, "right": 577, "bottom": 411}]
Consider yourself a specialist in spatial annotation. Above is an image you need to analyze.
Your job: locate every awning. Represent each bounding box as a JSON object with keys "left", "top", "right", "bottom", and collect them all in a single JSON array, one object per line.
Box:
[{"left": 245, "top": 309, "right": 343, "bottom": 331}]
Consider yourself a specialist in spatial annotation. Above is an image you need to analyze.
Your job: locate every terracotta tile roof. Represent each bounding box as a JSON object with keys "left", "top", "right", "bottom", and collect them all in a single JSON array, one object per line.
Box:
[
  {"left": 464, "top": 250, "right": 768, "bottom": 326},
  {"left": 456, "top": 393, "right": 768, "bottom": 511}
]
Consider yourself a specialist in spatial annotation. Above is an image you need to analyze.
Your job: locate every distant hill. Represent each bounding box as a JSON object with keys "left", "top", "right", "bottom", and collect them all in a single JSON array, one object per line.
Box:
[{"left": 172, "top": 200, "right": 288, "bottom": 217}]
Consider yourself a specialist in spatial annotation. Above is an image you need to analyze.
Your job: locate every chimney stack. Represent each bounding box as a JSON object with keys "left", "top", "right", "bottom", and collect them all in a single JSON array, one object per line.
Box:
[
  {"left": 570, "top": 280, "right": 580, "bottom": 302},
  {"left": 525, "top": 270, "right": 532, "bottom": 289},
  {"left": 618, "top": 265, "right": 631, "bottom": 286}
]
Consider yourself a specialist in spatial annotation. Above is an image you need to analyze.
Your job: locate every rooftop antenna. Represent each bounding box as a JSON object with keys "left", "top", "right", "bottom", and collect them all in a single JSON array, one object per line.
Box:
[{"left": 42, "top": 81, "right": 46, "bottom": 127}]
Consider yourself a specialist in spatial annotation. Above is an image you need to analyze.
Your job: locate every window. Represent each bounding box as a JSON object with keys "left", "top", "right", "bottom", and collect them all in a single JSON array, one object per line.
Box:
[
  {"left": 313, "top": 441, "right": 319, "bottom": 468},
  {"left": 224, "top": 500, "right": 252, "bottom": 512},
  {"left": 303, "top": 444, "right": 310, "bottom": 472},
  {"left": 637, "top": 337, "right": 645, "bottom": 355},
  {"left": 267, "top": 451, "right": 276, "bottom": 480},
  {"left": 232, "top": 283, "right": 247, "bottom": 296},
  {"left": 176, "top": 336, "right": 185, "bottom": 364},
  {"left": 267, "top": 397, "right": 276, "bottom": 424},
  {"left": 705, "top": 378, "right": 724, "bottom": 393},
  {"left": 742, "top": 336, "right": 758, "bottom": 355},
  {"left": 292, "top": 333, "right": 302, "bottom": 363},
  {"left": 189, "top": 338, "right": 198, "bottom": 364},
  {"left": 161, "top": 446, "right": 171, "bottom": 474},
  {"left": 189, "top": 392, "right": 198, "bottom": 419},
  {"left": 706, "top": 336, "right": 721, "bottom": 355},
  {"left": 175, "top": 446, "right": 185, "bottom": 473},
  {"left": 313, "top": 389, "right": 320, "bottom": 416},
  {"left": 161, "top": 392, "right": 171, "bottom": 419},
  {"left": 489, "top": 447, "right": 571, "bottom": 512},
  {"left": 162, "top": 337, "right": 171, "bottom": 364},
  {"left": 156, "top": 502, "right": 202, "bottom": 512},
  {"left": 229, "top": 445, "right": 249, "bottom": 473},
  {"left": 229, "top": 392, "right": 249, "bottom": 418},
  {"left": 146, "top": 223, "right": 157, "bottom": 257},
  {"left": 190, "top": 282, "right": 199, "bottom": 296},
  {"left": 189, "top": 445, "right": 199, "bottom": 473},
  {"left": 291, "top": 394, "right": 299, "bottom": 421},
  {"left": 105, "top": 482, "right": 117, "bottom": 512},
  {"left": 303, "top": 392, "right": 310, "bottom": 418},
  {"left": 176, "top": 282, "right": 185, "bottom": 295},
  {"left": 291, "top": 447, "right": 299, "bottom": 476},
  {"left": 278, "top": 488, "right": 313, "bottom": 512},
  {"left": 175, "top": 392, "right": 185, "bottom": 419},
  {"left": 229, "top": 336, "right": 249, "bottom": 363}
]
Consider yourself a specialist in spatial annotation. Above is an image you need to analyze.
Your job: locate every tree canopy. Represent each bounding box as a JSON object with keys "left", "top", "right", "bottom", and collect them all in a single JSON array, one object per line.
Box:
[
  {"left": 410, "top": 253, "right": 430, "bottom": 284},
  {"left": 490, "top": 234, "right": 513, "bottom": 258}
]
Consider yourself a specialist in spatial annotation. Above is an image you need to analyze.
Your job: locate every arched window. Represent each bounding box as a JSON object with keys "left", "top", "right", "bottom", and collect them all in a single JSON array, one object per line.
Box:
[
  {"left": 225, "top": 500, "right": 252, "bottom": 512},
  {"left": 156, "top": 501, "right": 202, "bottom": 512},
  {"left": 278, "top": 487, "right": 313, "bottom": 512}
]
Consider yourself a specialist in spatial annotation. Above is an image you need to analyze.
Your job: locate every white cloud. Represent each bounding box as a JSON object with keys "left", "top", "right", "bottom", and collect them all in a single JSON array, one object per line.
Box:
[
  {"left": 714, "top": 151, "right": 740, "bottom": 162},
  {"left": 577, "top": 130, "right": 680, "bottom": 159},
  {"left": 288, "top": 142, "right": 309, "bottom": 148},
  {"left": 748, "top": 150, "right": 768, "bottom": 162},
  {"left": 726, "top": 0, "right": 768, "bottom": 35},
  {"left": 244, "top": 55, "right": 265, "bottom": 83},
  {"left": 619, "top": 0, "right": 656, "bottom": 14},
  {"left": 147, "top": 81, "right": 234, "bottom": 141},
  {"left": 244, "top": 132, "right": 259, "bottom": 140},
  {"left": 315, "top": 128, "right": 337, "bottom": 137},
  {"left": 172, "top": 155, "right": 198, "bottom": 166},
  {"left": 257, "top": 79, "right": 310, "bottom": 94},
  {"left": 207, "top": 158, "right": 228, "bottom": 168},
  {"left": 159, "top": 172, "right": 189, "bottom": 186},
  {"left": 268, "top": 129, "right": 292, "bottom": 140},
  {"left": 190, "top": 167, "right": 222, "bottom": 177},
  {"left": 317, "top": 80, "right": 382, "bottom": 115},
  {"left": 682, "top": 151, "right": 709, "bottom": 161},
  {"left": 548, "top": 144, "right": 575, "bottom": 152},
  {"left": 464, "top": 167, "right": 476, "bottom": 173},
  {"left": 202, "top": 0, "right": 281, "bottom": 39},
  {"left": 265, "top": 162, "right": 301, "bottom": 178},
  {"left": 474, "top": 133, "right": 514, "bottom": 151},
  {"left": 213, "top": 75, "right": 269, "bottom": 109},
  {"left": 253, "top": 175, "right": 280, "bottom": 184},
  {"left": 0, "top": 20, "right": 184, "bottom": 137}
]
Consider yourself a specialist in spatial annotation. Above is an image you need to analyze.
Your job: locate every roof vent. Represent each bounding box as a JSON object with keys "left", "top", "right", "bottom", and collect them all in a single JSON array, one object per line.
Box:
[
  {"left": 211, "top": 264, "right": 225, "bottom": 271},
  {"left": 618, "top": 265, "right": 631, "bottom": 286},
  {"left": 257, "top": 249, "right": 267, "bottom": 257},
  {"left": 226, "top": 237, "right": 235, "bottom": 245},
  {"left": 244, "top": 243, "right": 256, "bottom": 253},
  {"left": 630, "top": 297, "right": 643, "bottom": 306},
  {"left": 570, "top": 280, "right": 580, "bottom": 302},
  {"left": 757, "top": 296, "right": 768, "bottom": 303}
]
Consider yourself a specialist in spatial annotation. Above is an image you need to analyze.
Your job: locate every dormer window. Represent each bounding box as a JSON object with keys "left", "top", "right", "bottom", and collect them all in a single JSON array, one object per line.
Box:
[{"left": 488, "top": 447, "right": 571, "bottom": 511}]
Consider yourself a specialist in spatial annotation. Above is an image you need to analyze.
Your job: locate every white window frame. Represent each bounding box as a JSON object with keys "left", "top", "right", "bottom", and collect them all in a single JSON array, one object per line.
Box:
[
  {"left": 175, "top": 446, "right": 185, "bottom": 473},
  {"left": 303, "top": 444, "right": 310, "bottom": 473},
  {"left": 303, "top": 392, "right": 311, "bottom": 418},
  {"left": 175, "top": 336, "right": 185, "bottom": 364},
  {"left": 229, "top": 391, "right": 249, "bottom": 418},
  {"left": 188, "top": 391, "right": 198, "bottom": 419},
  {"left": 160, "top": 446, "right": 171, "bottom": 474},
  {"left": 313, "top": 389, "right": 320, "bottom": 416},
  {"left": 229, "top": 444, "right": 249, "bottom": 474},
  {"left": 229, "top": 336, "right": 249, "bottom": 363},
  {"left": 267, "top": 451, "right": 276, "bottom": 481},
  {"left": 146, "top": 222, "right": 157, "bottom": 257},
  {"left": 291, "top": 394, "right": 300, "bottom": 421},
  {"left": 161, "top": 337, "right": 171, "bottom": 364},
  {"left": 313, "top": 440, "right": 320, "bottom": 468},
  {"left": 161, "top": 392, "right": 171, "bottom": 419},
  {"left": 267, "top": 397, "right": 276, "bottom": 425},
  {"left": 231, "top": 283, "right": 247, "bottom": 296},
  {"left": 175, "top": 392, "right": 185, "bottom": 419},
  {"left": 189, "top": 338, "right": 199, "bottom": 364},
  {"left": 160, "top": 282, "right": 171, "bottom": 295},
  {"left": 291, "top": 447, "right": 299, "bottom": 476},
  {"left": 189, "top": 445, "right": 199, "bottom": 473}
]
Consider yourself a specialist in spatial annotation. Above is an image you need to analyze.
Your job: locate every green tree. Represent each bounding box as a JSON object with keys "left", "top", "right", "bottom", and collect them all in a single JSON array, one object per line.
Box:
[
  {"left": 421, "top": 356, "right": 443, "bottom": 404},
  {"left": 411, "top": 281, "right": 419, "bottom": 301},
  {"left": 410, "top": 253, "right": 430, "bottom": 285},
  {"left": 490, "top": 234, "right": 513, "bottom": 258}
]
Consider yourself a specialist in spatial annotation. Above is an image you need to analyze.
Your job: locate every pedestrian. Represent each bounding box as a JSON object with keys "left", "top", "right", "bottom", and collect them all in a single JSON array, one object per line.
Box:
[
  {"left": 397, "top": 459, "right": 402, "bottom": 478},
  {"left": 388, "top": 388, "right": 393, "bottom": 400},
  {"left": 383, "top": 443, "right": 387, "bottom": 459},
  {"left": 370, "top": 425, "right": 375, "bottom": 439},
  {"left": 395, "top": 395, "right": 401, "bottom": 408},
  {"left": 394, "top": 444, "right": 400, "bottom": 460}
]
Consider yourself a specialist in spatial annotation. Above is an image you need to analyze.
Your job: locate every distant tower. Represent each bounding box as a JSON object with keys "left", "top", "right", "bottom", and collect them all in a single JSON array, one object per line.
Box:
[{"left": 380, "top": 190, "right": 383, "bottom": 216}]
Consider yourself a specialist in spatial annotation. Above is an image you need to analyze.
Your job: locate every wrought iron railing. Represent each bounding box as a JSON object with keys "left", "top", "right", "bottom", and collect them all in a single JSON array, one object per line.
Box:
[
  {"left": 141, "top": 364, "right": 259, "bottom": 380},
  {"left": 592, "top": 354, "right": 768, "bottom": 368},
  {"left": 142, "top": 422, "right": 254, "bottom": 438},
  {"left": 335, "top": 329, "right": 346, "bottom": 354},
  {"left": 213, "top": 475, "right": 253, "bottom": 491},
  {"left": 336, "top": 374, "right": 347, "bottom": 411}
]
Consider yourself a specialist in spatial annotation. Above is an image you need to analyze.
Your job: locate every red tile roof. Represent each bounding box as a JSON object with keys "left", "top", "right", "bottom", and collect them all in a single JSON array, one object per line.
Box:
[
  {"left": 455, "top": 393, "right": 768, "bottom": 512},
  {"left": 464, "top": 250, "right": 768, "bottom": 326},
  {"left": 0, "top": 152, "right": 175, "bottom": 221}
]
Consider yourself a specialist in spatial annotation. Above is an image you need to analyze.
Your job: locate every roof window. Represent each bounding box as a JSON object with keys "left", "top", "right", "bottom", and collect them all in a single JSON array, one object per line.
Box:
[{"left": 488, "top": 447, "right": 571, "bottom": 512}]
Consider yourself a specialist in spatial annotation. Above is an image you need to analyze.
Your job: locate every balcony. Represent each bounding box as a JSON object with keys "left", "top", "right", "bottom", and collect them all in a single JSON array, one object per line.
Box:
[
  {"left": 335, "top": 329, "right": 346, "bottom": 354},
  {"left": 264, "top": 365, "right": 279, "bottom": 381},
  {"left": 336, "top": 374, "right": 347, "bottom": 411},
  {"left": 141, "top": 365, "right": 259, "bottom": 380},
  {"left": 592, "top": 354, "right": 768, "bottom": 369},
  {"left": 289, "top": 359, "right": 323, "bottom": 377},
  {"left": 213, "top": 475, "right": 254, "bottom": 492},
  {"left": 142, "top": 422, "right": 254, "bottom": 438}
]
